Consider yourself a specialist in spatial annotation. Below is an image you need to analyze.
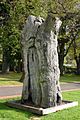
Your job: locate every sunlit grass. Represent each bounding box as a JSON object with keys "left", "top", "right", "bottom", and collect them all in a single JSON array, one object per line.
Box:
[
  {"left": 41, "top": 90, "right": 80, "bottom": 120},
  {"left": 0, "top": 91, "right": 80, "bottom": 120},
  {"left": 60, "top": 74, "right": 80, "bottom": 83},
  {"left": 0, "top": 72, "right": 22, "bottom": 86},
  {"left": 0, "top": 72, "right": 80, "bottom": 86}
]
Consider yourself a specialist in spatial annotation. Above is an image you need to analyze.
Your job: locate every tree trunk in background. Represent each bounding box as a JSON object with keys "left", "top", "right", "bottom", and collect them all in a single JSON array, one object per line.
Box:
[
  {"left": 16, "top": 60, "right": 21, "bottom": 73},
  {"left": 21, "top": 15, "right": 62, "bottom": 108},
  {"left": 73, "top": 40, "right": 80, "bottom": 75},
  {"left": 19, "top": 72, "right": 24, "bottom": 82},
  {"left": 19, "top": 60, "right": 24, "bottom": 82},
  {"left": 58, "top": 43, "right": 65, "bottom": 75},
  {"left": 2, "top": 49, "right": 10, "bottom": 73},
  {"left": 75, "top": 54, "right": 80, "bottom": 75}
]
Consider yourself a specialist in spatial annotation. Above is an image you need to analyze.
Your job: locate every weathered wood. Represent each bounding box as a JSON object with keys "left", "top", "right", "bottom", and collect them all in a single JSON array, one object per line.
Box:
[{"left": 21, "top": 14, "right": 62, "bottom": 108}]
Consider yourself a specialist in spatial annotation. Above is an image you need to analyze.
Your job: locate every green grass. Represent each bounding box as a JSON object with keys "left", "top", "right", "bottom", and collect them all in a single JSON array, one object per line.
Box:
[
  {"left": 0, "top": 72, "right": 22, "bottom": 86},
  {"left": 41, "top": 90, "right": 80, "bottom": 120},
  {"left": 0, "top": 90, "right": 80, "bottom": 120},
  {"left": 0, "top": 72, "right": 80, "bottom": 86},
  {"left": 0, "top": 97, "right": 33, "bottom": 120},
  {"left": 60, "top": 74, "right": 80, "bottom": 83}
]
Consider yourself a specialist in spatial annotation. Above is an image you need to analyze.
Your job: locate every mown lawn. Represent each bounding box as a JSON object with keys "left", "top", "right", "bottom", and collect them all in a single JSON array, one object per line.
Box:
[
  {"left": 0, "top": 72, "right": 22, "bottom": 86},
  {"left": 60, "top": 74, "right": 80, "bottom": 83},
  {"left": 0, "top": 90, "right": 80, "bottom": 120},
  {"left": 0, "top": 72, "right": 80, "bottom": 86}
]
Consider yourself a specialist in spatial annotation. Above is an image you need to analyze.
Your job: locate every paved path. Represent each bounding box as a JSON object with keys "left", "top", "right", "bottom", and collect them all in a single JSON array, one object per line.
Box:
[
  {"left": 0, "top": 83, "right": 80, "bottom": 99},
  {"left": 61, "top": 82, "right": 80, "bottom": 91}
]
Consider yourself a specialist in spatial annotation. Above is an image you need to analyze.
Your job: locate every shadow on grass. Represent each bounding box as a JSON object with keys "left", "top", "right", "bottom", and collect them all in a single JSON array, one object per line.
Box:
[{"left": 0, "top": 102, "right": 37, "bottom": 119}]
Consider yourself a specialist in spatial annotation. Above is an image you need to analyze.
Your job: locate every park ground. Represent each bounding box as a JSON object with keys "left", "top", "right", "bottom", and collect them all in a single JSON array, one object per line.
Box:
[
  {"left": 0, "top": 72, "right": 80, "bottom": 86},
  {"left": 0, "top": 72, "right": 80, "bottom": 120}
]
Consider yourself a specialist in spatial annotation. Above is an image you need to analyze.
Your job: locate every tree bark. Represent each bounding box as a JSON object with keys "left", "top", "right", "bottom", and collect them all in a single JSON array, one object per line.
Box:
[
  {"left": 75, "top": 54, "right": 80, "bottom": 75},
  {"left": 58, "top": 43, "right": 65, "bottom": 75},
  {"left": 2, "top": 48, "right": 10, "bottom": 73},
  {"left": 73, "top": 40, "right": 80, "bottom": 75},
  {"left": 21, "top": 15, "right": 62, "bottom": 108},
  {"left": 19, "top": 72, "right": 24, "bottom": 82}
]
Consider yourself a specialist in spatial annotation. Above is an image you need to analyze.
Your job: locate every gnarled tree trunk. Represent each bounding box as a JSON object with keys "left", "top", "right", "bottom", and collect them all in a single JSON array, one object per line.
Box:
[{"left": 21, "top": 14, "right": 62, "bottom": 108}]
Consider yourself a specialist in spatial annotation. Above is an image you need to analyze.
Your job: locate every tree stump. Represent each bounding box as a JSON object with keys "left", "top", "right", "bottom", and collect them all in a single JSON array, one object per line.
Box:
[{"left": 21, "top": 14, "right": 62, "bottom": 108}]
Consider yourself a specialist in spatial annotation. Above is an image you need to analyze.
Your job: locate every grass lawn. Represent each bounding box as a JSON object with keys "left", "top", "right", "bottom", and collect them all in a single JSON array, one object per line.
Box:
[
  {"left": 0, "top": 90, "right": 80, "bottom": 120},
  {"left": 0, "top": 72, "right": 80, "bottom": 86},
  {"left": 0, "top": 72, "right": 22, "bottom": 86},
  {"left": 60, "top": 74, "right": 80, "bottom": 83}
]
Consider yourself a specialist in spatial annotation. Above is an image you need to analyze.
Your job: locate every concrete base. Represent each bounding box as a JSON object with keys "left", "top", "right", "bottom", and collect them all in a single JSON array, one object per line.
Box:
[{"left": 6, "top": 100, "right": 78, "bottom": 115}]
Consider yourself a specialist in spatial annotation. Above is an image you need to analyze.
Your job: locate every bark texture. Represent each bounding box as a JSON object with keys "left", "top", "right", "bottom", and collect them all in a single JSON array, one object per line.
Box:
[
  {"left": 2, "top": 48, "right": 10, "bottom": 73},
  {"left": 21, "top": 15, "right": 62, "bottom": 108},
  {"left": 58, "top": 42, "right": 65, "bottom": 75},
  {"left": 75, "top": 54, "right": 80, "bottom": 75}
]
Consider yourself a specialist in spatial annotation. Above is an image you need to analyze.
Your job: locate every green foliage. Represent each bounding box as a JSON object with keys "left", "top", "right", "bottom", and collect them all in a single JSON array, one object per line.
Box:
[
  {"left": 0, "top": 0, "right": 48, "bottom": 67},
  {"left": 57, "top": 0, "right": 79, "bottom": 13},
  {"left": 67, "top": 38, "right": 80, "bottom": 59},
  {"left": 0, "top": 0, "right": 80, "bottom": 72}
]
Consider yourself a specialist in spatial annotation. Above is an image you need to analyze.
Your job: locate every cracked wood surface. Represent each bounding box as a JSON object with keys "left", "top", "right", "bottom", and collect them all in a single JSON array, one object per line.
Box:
[{"left": 21, "top": 15, "right": 62, "bottom": 108}]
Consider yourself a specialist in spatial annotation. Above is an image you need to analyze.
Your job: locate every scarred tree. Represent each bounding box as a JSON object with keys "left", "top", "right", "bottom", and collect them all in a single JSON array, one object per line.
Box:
[{"left": 21, "top": 14, "right": 62, "bottom": 108}]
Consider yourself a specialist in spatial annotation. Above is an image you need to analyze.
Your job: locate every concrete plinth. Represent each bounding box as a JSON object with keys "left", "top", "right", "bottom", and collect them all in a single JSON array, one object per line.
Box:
[{"left": 6, "top": 100, "right": 78, "bottom": 115}]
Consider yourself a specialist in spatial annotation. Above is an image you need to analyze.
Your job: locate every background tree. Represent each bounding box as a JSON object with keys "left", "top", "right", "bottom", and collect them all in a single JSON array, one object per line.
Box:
[
  {"left": 0, "top": 0, "right": 80, "bottom": 75},
  {"left": 58, "top": 12, "right": 80, "bottom": 75},
  {"left": 51, "top": 0, "right": 80, "bottom": 75},
  {"left": 0, "top": 0, "right": 48, "bottom": 73},
  {"left": 73, "top": 38, "right": 80, "bottom": 74}
]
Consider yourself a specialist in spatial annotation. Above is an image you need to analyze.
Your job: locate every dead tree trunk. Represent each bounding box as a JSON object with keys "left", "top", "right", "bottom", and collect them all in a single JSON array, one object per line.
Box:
[{"left": 21, "top": 14, "right": 62, "bottom": 108}]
